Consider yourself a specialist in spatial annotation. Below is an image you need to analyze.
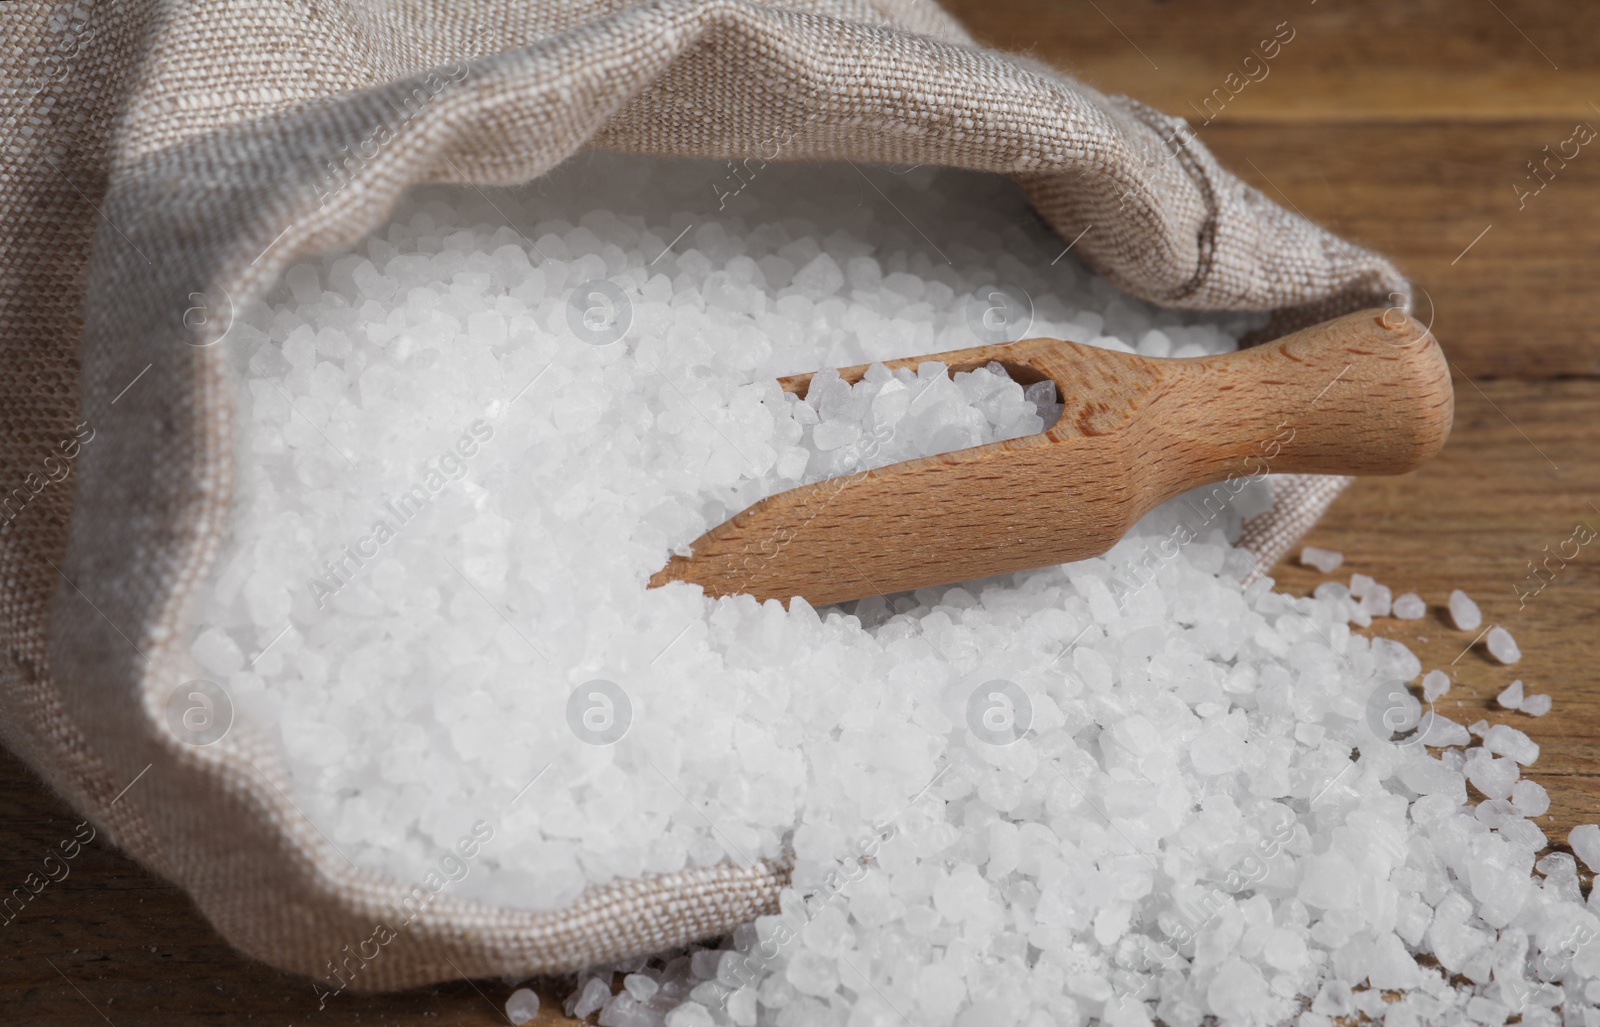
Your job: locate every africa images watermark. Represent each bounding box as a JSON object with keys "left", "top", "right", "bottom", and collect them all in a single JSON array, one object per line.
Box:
[
  {"left": 310, "top": 819, "right": 497, "bottom": 1008},
  {"left": 1514, "top": 515, "right": 1598, "bottom": 609},
  {"left": 1093, "top": 418, "right": 1295, "bottom": 617},
  {"left": 1, "top": 821, "right": 96, "bottom": 927},
  {"left": 711, "top": 112, "right": 822, "bottom": 210},
  {"left": 1512, "top": 121, "right": 1595, "bottom": 210},
  {"left": 0, "top": 420, "right": 96, "bottom": 535},
  {"left": 17, "top": 4, "right": 98, "bottom": 105},
  {"left": 306, "top": 419, "right": 496, "bottom": 609},
  {"left": 1184, "top": 21, "right": 1296, "bottom": 128},
  {"left": 1114, "top": 18, "right": 1297, "bottom": 212}
]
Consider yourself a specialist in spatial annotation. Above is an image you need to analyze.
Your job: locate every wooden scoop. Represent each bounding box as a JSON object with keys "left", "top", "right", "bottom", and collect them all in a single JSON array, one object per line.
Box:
[{"left": 649, "top": 309, "right": 1453, "bottom": 606}]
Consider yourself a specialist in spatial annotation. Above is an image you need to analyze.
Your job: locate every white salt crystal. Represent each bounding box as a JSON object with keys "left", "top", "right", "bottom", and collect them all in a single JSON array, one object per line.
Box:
[
  {"left": 1570, "top": 825, "right": 1600, "bottom": 872},
  {"left": 1349, "top": 572, "right": 1375, "bottom": 599},
  {"left": 801, "top": 905, "right": 850, "bottom": 956},
  {"left": 1312, "top": 581, "right": 1349, "bottom": 603},
  {"left": 1448, "top": 588, "right": 1482, "bottom": 631},
  {"left": 1537, "top": 852, "right": 1576, "bottom": 879},
  {"left": 1520, "top": 693, "right": 1552, "bottom": 716},
  {"left": 810, "top": 419, "right": 859, "bottom": 453},
  {"left": 935, "top": 865, "right": 992, "bottom": 922},
  {"left": 623, "top": 974, "right": 659, "bottom": 1001},
  {"left": 1207, "top": 958, "right": 1270, "bottom": 1020},
  {"left": 663, "top": 1001, "right": 714, "bottom": 1027},
  {"left": 1422, "top": 669, "right": 1451, "bottom": 703},
  {"left": 598, "top": 993, "right": 650, "bottom": 1027},
  {"left": 1361, "top": 583, "right": 1393, "bottom": 618},
  {"left": 1400, "top": 757, "right": 1465, "bottom": 803},
  {"left": 1465, "top": 996, "right": 1510, "bottom": 1023},
  {"left": 1475, "top": 798, "right": 1520, "bottom": 829},
  {"left": 687, "top": 982, "right": 723, "bottom": 1008},
  {"left": 1420, "top": 715, "right": 1471, "bottom": 748},
  {"left": 1392, "top": 591, "right": 1426, "bottom": 619},
  {"left": 726, "top": 988, "right": 756, "bottom": 1026},
  {"left": 1464, "top": 751, "right": 1519, "bottom": 800},
  {"left": 955, "top": 1002, "right": 1015, "bottom": 1027},
  {"left": 190, "top": 627, "right": 245, "bottom": 675},
  {"left": 783, "top": 950, "right": 837, "bottom": 997},
  {"left": 1486, "top": 625, "right": 1521, "bottom": 664},
  {"left": 1312, "top": 980, "right": 1356, "bottom": 1017},
  {"left": 572, "top": 978, "right": 612, "bottom": 1019},
  {"left": 1484, "top": 723, "right": 1540, "bottom": 765},
  {"left": 1369, "top": 931, "right": 1422, "bottom": 991},
  {"left": 789, "top": 252, "right": 844, "bottom": 297},
  {"left": 1300, "top": 546, "right": 1344, "bottom": 573},
  {"left": 506, "top": 987, "right": 541, "bottom": 1025},
  {"left": 1501, "top": 816, "right": 1546, "bottom": 853},
  {"left": 1511, "top": 780, "right": 1550, "bottom": 817},
  {"left": 1497, "top": 680, "right": 1524, "bottom": 709}
]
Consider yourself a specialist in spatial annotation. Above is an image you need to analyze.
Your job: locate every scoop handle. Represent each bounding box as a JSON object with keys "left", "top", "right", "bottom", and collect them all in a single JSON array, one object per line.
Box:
[{"left": 1117, "top": 309, "right": 1454, "bottom": 482}]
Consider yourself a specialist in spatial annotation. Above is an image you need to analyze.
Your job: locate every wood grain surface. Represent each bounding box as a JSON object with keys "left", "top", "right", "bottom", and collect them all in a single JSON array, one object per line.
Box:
[{"left": 4, "top": 2, "right": 1595, "bottom": 1023}]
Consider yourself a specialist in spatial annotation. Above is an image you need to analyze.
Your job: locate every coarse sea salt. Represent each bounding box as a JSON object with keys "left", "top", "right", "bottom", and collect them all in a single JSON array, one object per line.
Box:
[
  {"left": 1449, "top": 588, "right": 1483, "bottom": 631},
  {"left": 1521, "top": 693, "right": 1553, "bottom": 717},
  {"left": 1487, "top": 625, "right": 1522, "bottom": 664},
  {"left": 196, "top": 154, "right": 1593, "bottom": 1027},
  {"left": 1570, "top": 825, "right": 1600, "bottom": 873},
  {"left": 506, "top": 987, "right": 540, "bottom": 1025},
  {"left": 1299, "top": 546, "right": 1343, "bottom": 574},
  {"left": 1392, "top": 591, "right": 1426, "bottom": 620}
]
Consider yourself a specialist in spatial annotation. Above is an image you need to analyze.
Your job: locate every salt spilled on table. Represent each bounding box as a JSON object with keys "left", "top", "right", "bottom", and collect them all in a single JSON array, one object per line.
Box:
[
  {"left": 1299, "top": 545, "right": 1343, "bottom": 573},
  {"left": 505, "top": 987, "right": 540, "bottom": 1025},
  {"left": 1570, "top": 824, "right": 1600, "bottom": 873},
  {"left": 190, "top": 154, "right": 1597, "bottom": 1027},
  {"left": 1391, "top": 591, "right": 1426, "bottom": 620},
  {"left": 1448, "top": 587, "right": 1482, "bottom": 631},
  {"left": 1487, "top": 625, "right": 1522, "bottom": 664}
]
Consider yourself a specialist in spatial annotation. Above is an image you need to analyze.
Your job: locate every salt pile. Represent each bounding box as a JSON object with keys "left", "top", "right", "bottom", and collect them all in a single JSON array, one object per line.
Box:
[{"left": 194, "top": 154, "right": 1592, "bottom": 1026}]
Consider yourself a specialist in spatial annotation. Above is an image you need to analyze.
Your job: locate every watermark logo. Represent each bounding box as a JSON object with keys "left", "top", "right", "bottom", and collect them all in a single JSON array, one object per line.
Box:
[
  {"left": 1363, "top": 680, "right": 1432, "bottom": 748},
  {"left": 182, "top": 285, "right": 235, "bottom": 347},
  {"left": 0, "top": 420, "right": 94, "bottom": 536},
  {"left": 566, "top": 281, "right": 632, "bottom": 346},
  {"left": 964, "top": 284, "right": 1034, "bottom": 345},
  {"left": 566, "top": 679, "right": 632, "bottom": 745},
  {"left": 164, "top": 679, "right": 234, "bottom": 746},
  {"left": 965, "top": 679, "right": 1032, "bottom": 746}
]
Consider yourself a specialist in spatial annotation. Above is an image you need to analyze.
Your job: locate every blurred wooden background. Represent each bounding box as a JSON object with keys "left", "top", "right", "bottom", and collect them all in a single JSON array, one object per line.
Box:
[{"left": 4, "top": 1, "right": 1596, "bottom": 1022}]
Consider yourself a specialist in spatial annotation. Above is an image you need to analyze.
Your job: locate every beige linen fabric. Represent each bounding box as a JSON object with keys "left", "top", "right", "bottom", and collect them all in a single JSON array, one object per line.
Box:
[{"left": 1, "top": 0, "right": 1404, "bottom": 988}]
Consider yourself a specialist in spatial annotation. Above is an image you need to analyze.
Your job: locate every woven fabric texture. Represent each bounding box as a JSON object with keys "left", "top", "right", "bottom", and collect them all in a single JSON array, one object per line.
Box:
[{"left": 1, "top": 0, "right": 1404, "bottom": 987}]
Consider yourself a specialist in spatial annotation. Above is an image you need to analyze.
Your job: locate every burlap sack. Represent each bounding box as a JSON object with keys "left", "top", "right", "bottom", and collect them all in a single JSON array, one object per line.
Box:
[{"left": 1, "top": 0, "right": 1406, "bottom": 989}]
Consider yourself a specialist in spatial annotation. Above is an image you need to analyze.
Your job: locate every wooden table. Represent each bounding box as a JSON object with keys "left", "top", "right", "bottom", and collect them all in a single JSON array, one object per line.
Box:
[{"left": 4, "top": 2, "right": 1595, "bottom": 1022}]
